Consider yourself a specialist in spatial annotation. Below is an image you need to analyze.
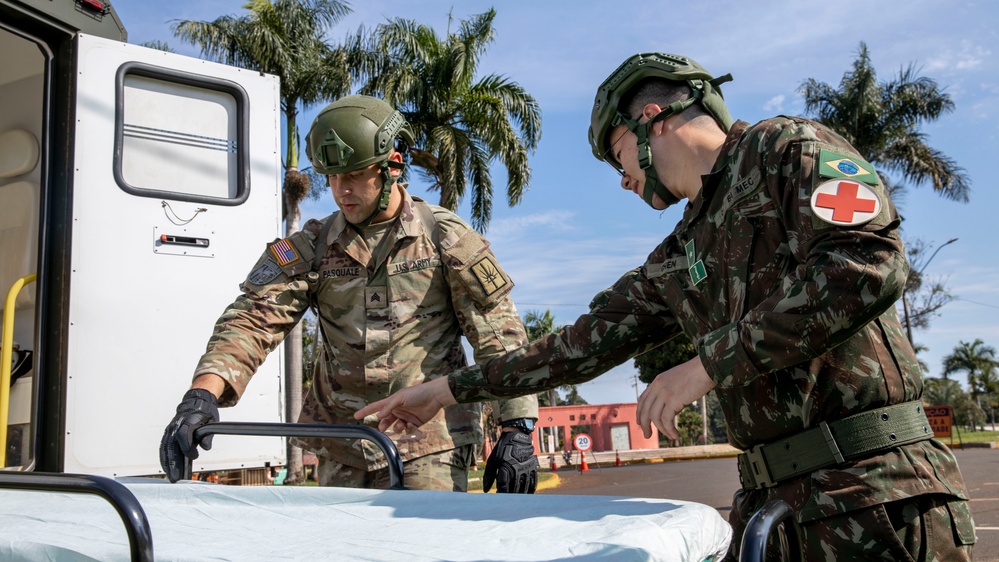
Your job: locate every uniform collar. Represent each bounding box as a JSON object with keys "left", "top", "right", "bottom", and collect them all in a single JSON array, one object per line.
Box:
[
  {"left": 325, "top": 185, "right": 427, "bottom": 267},
  {"left": 686, "top": 120, "right": 752, "bottom": 221},
  {"left": 326, "top": 184, "right": 423, "bottom": 247}
]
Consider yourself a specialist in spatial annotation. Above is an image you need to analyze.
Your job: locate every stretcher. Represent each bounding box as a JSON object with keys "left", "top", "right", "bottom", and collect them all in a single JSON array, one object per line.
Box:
[{"left": 0, "top": 423, "right": 798, "bottom": 561}]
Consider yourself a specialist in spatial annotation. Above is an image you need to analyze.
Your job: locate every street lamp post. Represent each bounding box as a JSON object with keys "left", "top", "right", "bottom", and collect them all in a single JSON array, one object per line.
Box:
[{"left": 903, "top": 237, "right": 958, "bottom": 345}]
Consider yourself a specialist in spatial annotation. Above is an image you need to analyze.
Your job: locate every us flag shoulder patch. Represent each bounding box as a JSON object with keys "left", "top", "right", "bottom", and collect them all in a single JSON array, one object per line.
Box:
[{"left": 269, "top": 238, "right": 300, "bottom": 266}]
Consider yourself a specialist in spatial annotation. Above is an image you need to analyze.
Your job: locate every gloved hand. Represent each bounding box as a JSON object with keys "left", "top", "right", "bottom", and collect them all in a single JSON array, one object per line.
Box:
[
  {"left": 159, "top": 388, "right": 219, "bottom": 482},
  {"left": 484, "top": 430, "right": 538, "bottom": 494}
]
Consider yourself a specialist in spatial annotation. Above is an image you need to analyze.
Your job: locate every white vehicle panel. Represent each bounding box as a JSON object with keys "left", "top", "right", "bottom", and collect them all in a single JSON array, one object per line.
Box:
[{"left": 65, "top": 34, "right": 286, "bottom": 476}]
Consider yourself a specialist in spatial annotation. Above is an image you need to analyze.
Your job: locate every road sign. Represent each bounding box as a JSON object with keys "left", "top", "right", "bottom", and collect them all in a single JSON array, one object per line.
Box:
[
  {"left": 574, "top": 433, "right": 592, "bottom": 452},
  {"left": 924, "top": 405, "right": 953, "bottom": 438}
]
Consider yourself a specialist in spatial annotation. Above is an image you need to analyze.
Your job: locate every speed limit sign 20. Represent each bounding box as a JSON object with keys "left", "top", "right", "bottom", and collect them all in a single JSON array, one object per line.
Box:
[{"left": 573, "top": 433, "right": 592, "bottom": 452}]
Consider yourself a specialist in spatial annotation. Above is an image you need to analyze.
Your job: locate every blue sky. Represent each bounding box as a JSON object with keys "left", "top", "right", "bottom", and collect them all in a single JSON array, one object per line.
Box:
[{"left": 115, "top": 0, "right": 999, "bottom": 405}]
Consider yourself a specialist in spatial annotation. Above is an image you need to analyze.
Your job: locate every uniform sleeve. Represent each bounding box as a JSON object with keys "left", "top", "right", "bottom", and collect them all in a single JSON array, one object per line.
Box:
[
  {"left": 698, "top": 123, "right": 909, "bottom": 388},
  {"left": 437, "top": 216, "right": 538, "bottom": 420},
  {"left": 193, "top": 225, "right": 319, "bottom": 406},
  {"left": 448, "top": 266, "right": 683, "bottom": 404}
]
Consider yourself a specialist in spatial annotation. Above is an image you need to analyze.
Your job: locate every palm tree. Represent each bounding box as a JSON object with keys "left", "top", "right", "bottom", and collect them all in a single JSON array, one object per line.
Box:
[
  {"left": 360, "top": 9, "right": 542, "bottom": 232},
  {"left": 173, "top": 0, "right": 355, "bottom": 484},
  {"left": 943, "top": 339, "right": 998, "bottom": 429},
  {"left": 799, "top": 42, "right": 969, "bottom": 352},
  {"left": 799, "top": 41, "right": 970, "bottom": 201}
]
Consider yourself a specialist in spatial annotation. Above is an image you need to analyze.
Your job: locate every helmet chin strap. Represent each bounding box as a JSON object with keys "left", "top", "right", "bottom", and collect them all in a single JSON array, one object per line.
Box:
[
  {"left": 355, "top": 160, "right": 405, "bottom": 228},
  {"left": 641, "top": 165, "right": 680, "bottom": 209},
  {"left": 616, "top": 86, "right": 709, "bottom": 210}
]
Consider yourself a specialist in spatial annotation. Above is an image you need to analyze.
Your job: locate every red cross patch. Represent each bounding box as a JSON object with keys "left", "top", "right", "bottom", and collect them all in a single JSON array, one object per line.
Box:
[{"left": 810, "top": 179, "right": 882, "bottom": 226}]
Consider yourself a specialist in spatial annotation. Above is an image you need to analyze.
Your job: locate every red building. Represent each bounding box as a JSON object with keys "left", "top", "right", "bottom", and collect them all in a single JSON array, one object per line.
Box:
[{"left": 531, "top": 403, "right": 659, "bottom": 454}]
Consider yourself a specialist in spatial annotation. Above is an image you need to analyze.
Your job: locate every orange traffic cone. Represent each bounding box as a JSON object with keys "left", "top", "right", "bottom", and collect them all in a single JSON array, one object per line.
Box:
[
  {"left": 580, "top": 451, "right": 590, "bottom": 472},
  {"left": 615, "top": 450, "right": 621, "bottom": 467},
  {"left": 550, "top": 454, "right": 558, "bottom": 471}
]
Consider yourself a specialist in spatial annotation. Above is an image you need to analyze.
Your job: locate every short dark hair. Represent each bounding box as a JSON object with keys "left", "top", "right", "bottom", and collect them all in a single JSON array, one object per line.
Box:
[{"left": 620, "top": 77, "right": 712, "bottom": 127}]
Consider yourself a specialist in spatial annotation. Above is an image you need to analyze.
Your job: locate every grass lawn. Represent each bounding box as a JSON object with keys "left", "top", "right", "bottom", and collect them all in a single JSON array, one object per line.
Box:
[{"left": 946, "top": 428, "right": 999, "bottom": 445}]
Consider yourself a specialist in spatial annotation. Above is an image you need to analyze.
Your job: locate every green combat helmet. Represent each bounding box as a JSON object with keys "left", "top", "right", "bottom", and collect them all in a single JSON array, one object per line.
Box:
[
  {"left": 305, "top": 95, "right": 416, "bottom": 226},
  {"left": 588, "top": 52, "right": 733, "bottom": 210}
]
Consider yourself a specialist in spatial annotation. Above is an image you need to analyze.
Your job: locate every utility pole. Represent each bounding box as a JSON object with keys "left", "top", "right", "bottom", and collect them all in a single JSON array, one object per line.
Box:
[
  {"left": 903, "top": 238, "right": 958, "bottom": 345},
  {"left": 701, "top": 395, "right": 708, "bottom": 445},
  {"left": 632, "top": 373, "right": 641, "bottom": 402}
]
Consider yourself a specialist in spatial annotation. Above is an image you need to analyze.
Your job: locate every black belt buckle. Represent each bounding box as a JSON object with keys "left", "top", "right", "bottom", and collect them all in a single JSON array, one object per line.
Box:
[{"left": 739, "top": 443, "right": 775, "bottom": 490}]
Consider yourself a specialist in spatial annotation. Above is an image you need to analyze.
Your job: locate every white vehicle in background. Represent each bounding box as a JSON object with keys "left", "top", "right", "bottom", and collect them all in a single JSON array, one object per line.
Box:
[
  {"left": 0, "top": 1, "right": 794, "bottom": 560},
  {"left": 0, "top": 0, "right": 286, "bottom": 478}
]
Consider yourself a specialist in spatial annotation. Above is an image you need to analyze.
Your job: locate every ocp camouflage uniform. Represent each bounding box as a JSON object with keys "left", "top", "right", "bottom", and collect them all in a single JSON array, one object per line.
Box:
[
  {"left": 447, "top": 117, "right": 974, "bottom": 559},
  {"left": 194, "top": 187, "right": 537, "bottom": 487}
]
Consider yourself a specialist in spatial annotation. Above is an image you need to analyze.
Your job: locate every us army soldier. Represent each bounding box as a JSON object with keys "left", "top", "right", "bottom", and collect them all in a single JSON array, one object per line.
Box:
[{"left": 161, "top": 95, "right": 539, "bottom": 493}]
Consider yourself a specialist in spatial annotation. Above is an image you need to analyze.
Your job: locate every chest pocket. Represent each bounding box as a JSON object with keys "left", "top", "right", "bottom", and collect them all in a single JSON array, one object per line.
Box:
[
  {"left": 387, "top": 254, "right": 442, "bottom": 312},
  {"left": 315, "top": 261, "right": 367, "bottom": 325},
  {"left": 644, "top": 241, "right": 711, "bottom": 337},
  {"left": 715, "top": 168, "right": 788, "bottom": 319}
]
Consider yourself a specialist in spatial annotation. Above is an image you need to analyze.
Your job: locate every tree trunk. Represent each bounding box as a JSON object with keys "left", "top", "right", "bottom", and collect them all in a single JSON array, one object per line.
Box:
[{"left": 283, "top": 197, "right": 304, "bottom": 484}]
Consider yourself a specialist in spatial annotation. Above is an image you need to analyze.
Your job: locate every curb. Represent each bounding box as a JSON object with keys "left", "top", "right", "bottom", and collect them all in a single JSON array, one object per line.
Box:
[
  {"left": 467, "top": 472, "right": 561, "bottom": 493},
  {"left": 535, "top": 472, "right": 561, "bottom": 492}
]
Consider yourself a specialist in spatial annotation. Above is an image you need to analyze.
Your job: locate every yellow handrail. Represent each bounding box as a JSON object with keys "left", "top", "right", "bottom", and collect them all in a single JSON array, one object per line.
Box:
[{"left": 1, "top": 273, "right": 36, "bottom": 467}]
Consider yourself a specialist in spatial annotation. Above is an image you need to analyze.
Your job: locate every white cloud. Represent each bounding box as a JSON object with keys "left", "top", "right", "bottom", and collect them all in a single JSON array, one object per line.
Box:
[
  {"left": 487, "top": 210, "right": 576, "bottom": 238},
  {"left": 926, "top": 40, "right": 990, "bottom": 73},
  {"left": 763, "top": 95, "right": 786, "bottom": 113}
]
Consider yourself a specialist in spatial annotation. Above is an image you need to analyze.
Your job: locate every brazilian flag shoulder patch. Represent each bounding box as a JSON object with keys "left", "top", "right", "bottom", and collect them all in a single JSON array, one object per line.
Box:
[{"left": 818, "top": 148, "right": 878, "bottom": 186}]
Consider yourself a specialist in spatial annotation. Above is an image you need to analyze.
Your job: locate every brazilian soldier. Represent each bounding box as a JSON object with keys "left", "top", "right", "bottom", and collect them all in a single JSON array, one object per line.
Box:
[
  {"left": 357, "top": 54, "right": 975, "bottom": 559},
  {"left": 160, "top": 95, "right": 539, "bottom": 493}
]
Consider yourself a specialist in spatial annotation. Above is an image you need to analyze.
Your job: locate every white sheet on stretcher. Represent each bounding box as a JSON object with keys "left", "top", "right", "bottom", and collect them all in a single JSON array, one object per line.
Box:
[{"left": 0, "top": 479, "right": 732, "bottom": 561}]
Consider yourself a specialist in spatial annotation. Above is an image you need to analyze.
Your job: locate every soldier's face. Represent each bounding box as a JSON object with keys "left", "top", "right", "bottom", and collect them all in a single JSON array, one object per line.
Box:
[
  {"left": 328, "top": 164, "right": 384, "bottom": 224},
  {"left": 608, "top": 124, "right": 670, "bottom": 210}
]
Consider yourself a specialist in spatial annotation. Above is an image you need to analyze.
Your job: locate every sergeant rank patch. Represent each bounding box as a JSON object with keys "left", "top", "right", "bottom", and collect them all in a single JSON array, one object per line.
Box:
[
  {"left": 269, "top": 238, "right": 300, "bottom": 266},
  {"left": 810, "top": 179, "right": 882, "bottom": 226}
]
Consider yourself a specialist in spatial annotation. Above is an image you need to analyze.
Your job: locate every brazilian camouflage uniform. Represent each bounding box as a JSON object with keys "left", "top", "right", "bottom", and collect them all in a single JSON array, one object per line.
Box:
[
  {"left": 194, "top": 187, "right": 537, "bottom": 483},
  {"left": 447, "top": 117, "right": 975, "bottom": 559}
]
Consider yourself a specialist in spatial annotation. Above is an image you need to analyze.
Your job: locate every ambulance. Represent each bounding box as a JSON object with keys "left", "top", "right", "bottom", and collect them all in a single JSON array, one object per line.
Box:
[{"left": 0, "top": 0, "right": 287, "bottom": 478}]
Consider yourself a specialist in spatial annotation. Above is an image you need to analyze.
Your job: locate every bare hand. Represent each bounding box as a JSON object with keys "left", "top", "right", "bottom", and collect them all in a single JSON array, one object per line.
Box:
[
  {"left": 636, "top": 356, "right": 716, "bottom": 441},
  {"left": 354, "top": 377, "right": 457, "bottom": 433}
]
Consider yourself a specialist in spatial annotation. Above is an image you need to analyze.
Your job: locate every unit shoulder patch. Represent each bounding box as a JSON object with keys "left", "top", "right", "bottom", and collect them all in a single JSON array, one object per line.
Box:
[
  {"left": 810, "top": 178, "right": 882, "bottom": 226},
  {"left": 471, "top": 256, "right": 508, "bottom": 296},
  {"left": 248, "top": 258, "right": 283, "bottom": 285}
]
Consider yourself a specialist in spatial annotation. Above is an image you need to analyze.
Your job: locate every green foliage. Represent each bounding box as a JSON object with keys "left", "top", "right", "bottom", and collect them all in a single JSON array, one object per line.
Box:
[
  {"left": 800, "top": 43, "right": 967, "bottom": 348},
  {"left": 140, "top": 40, "right": 174, "bottom": 52},
  {"left": 943, "top": 340, "right": 999, "bottom": 429},
  {"left": 799, "top": 41, "right": 969, "bottom": 202},
  {"left": 922, "top": 377, "right": 978, "bottom": 427},
  {"left": 172, "top": 0, "right": 356, "bottom": 176},
  {"left": 301, "top": 315, "right": 320, "bottom": 388},
  {"left": 360, "top": 9, "right": 542, "bottom": 232},
  {"left": 633, "top": 333, "right": 696, "bottom": 385},
  {"left": 563, "top": 387, "right": 588, "bottom": 406},
  {"left": 523, "top": 309, "right": 557, "bottom": 343},
  {"left": 676, "top": 408, "right": 704, "bottom": 446}
]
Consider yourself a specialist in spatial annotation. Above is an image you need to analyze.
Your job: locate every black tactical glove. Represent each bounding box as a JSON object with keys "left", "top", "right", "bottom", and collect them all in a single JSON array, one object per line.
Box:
[
  {"left": 159, "top": 388, "right": 219, "bottom": 483},
  {"left": 484, "top": 430, "right": 538, "bottom": 494}
]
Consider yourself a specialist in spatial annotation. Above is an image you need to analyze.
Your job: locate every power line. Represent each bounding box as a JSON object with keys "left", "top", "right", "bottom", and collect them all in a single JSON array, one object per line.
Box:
[{"left": 954, "top": 297, "right": 999, "bottom": 311}]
